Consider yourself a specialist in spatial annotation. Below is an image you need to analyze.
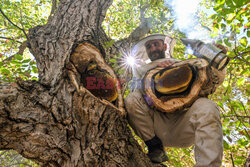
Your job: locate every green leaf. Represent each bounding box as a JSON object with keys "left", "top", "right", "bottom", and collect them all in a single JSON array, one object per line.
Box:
[
  {"left": 22, "top": 59, "right": 31, "bottom": 63},
  {"left": 109, "top": 58, "right": 117, "bottom": 63},
  {"left": 233, "top": 0, "right": 245, "bottom": 7},
  {"left": 227, "top": 13, "right": 235, "bottom": 21},
  {"left": 14, "top": 54, "right": 23, "bottom": 60},
  {"left": 104, "top": 39, "right": 115, "bottom": 48},
  {"left": 209, "top": 14, "right": 218, "bottom": 19},
  {"left": 216, "top": 0, "right": 225, "bottom": 5},
  {"left": 237, "top": 139, "right": 248, "bottom": 146},
  {"left": 223, "top": 118, "right": 230, "bottom": 123},
  {"left": 1, "top": 68, "right": 10, "bottom": 74},
  {"left": 220, "top": 23, "right": 226, "bottom": 30},
  {"left": 234, "top": 159, "right": 243, "bottom": 165},
  {"left": 225, "top": 0, "right": 235, "bottom": 7},
  {"left": 224, "top": 38, "right": 232, "bottom": 47},
  {"left": 223, "top": 140, "right": 230, "bottom": 149},
  {"left": 247, "top": 31, "right": 250, "bottom": 38},
  {"left": 217, "top": 101, "right": 223, "bottom": 108},
  {"left": 240, "top": 37, "right": 248, "bottom": 47}
]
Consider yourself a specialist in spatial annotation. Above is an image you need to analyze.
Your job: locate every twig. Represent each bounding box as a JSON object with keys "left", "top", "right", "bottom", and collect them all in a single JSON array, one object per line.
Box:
[
  {"left": 0, "top": 36, "right": 22, "bottom": 43},
  {"left": 222, "top": 115, "right": 250, "bottom": 118},
  {"left": 239, "top": 100, "right": 249, "bottom": 117},
  {"left": 234, "top": 32, "right": 238, "bottom": 54},
  {"left": 0, "top": 7, "right": 29, "bottom": 40},
  {"left": 219, "top": 106, "right": 226, "bottom": 119},
  {"left": 238, "top": 57, "right": 250, "bottom": 65},
  {"left": 234, "top": 51, "right": 250, "bottom": 57},
  {"left": 231, "top": 153, "right": 235, "bottom": 167},
  {"left": 114, "top": 2, "right": 151, "bottom": 50},
  {"left": 9, "top": 153, "right": 19, "bottom": 163},
  {"left": 228, "top": 99, "right": 250, "bottom": 138},
  {"left": 19, "top": 7, "right": 26, "bottom": 33},
  {"left": 121, "top": 69, "right": 132, "bottom": 97},
  {"left": 224, "top": 72, "right": 232, "bottom": 95}
]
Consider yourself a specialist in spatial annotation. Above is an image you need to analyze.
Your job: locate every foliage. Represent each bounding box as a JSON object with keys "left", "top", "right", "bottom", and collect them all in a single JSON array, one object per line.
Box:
[
  {"left": 0, "top": 54, "right": 38, "bottom": 82},
  {"left": 0, "top": 0, "right": 52, "bottom": 83},
  {"left": 0, "top": 0, "right": 249, "bottom": 166},
  {"left": 0, "top": 150, "right": 40, "bottom": 167},
  {"left": 202, "top": 0, "right": 249, "bottom": 166}
]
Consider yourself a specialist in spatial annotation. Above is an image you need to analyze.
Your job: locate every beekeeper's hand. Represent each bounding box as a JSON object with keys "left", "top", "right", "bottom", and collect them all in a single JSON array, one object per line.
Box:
[{"left": 157, "top": 60, "right": 175, "bottom": 68}]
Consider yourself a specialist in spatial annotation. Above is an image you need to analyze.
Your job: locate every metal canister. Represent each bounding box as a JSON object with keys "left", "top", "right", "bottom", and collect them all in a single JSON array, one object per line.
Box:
[{"left": 180, "top": 38, "right": 229, "bottom": 70}]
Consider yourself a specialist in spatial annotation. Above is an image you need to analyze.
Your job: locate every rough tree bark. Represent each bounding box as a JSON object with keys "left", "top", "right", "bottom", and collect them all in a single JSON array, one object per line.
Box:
[{"left": 0, "top": 0, "right": 158, "bottom": 166}]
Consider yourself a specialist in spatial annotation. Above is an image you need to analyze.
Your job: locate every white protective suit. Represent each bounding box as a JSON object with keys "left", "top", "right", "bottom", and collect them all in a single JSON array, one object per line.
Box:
[{"left": 125, "top": 35, "right": 225, "bottom": 167}]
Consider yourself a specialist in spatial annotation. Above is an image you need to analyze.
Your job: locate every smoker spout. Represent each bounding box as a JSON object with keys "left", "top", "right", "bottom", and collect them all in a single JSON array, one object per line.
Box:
[{"left": 180, "top": 38, "right": 201, "bottom": 49}]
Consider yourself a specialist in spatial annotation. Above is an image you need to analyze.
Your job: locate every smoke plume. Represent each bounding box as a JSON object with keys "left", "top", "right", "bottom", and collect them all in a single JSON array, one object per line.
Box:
[{"left": 164, "top": 0, "right": 212, "bottom": 42}]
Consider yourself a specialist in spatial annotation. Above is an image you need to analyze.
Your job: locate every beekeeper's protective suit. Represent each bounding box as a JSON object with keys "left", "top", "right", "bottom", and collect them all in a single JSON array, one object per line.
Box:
[{"left": 125, "top": 34, "right": 225, "bottom": 166}]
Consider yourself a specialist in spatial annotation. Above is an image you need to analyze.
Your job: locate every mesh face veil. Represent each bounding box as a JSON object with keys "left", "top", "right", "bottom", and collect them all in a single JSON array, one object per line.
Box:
[{"left": 131, "top": 34, "right": 176, "bottom": 64}]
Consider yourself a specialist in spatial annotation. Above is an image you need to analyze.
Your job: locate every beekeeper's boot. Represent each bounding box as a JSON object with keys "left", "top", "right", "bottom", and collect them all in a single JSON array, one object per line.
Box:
[{"left": 145, "top": 136, "right": 169, "bottom": 163}]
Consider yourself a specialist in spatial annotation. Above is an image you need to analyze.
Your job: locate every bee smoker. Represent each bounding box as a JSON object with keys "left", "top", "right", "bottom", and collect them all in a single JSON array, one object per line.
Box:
[{"left": 180, "top": 38, "right": 230, "bottom": 70}]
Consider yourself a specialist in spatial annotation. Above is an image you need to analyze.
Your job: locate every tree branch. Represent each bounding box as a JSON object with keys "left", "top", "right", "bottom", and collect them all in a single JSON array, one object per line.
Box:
[
  {"left": 228, "top": 99, "right": 250, "bottom": 139},
  {"left": 0, "top": 8, "right": 29, "bottom": 40},
  {"left": 244, "top": 153, "right": 250, "bottom": 167},
  {"left": 0, "top": 78, "right": 156, "bottom": 166},
  {"left": 114, "top": 16, "right": 152, "bottom": 55},
  {"left": 230, "top": 153, "right": 235, "bottom": 167},
  {"left": 1, "top": 40, "right": 28, "bottom": 62},
  {"left": 28, "top": 0, "right": 113, "bottom": 86},
  {"left": 222, "top": 115, "right": 250, "bottom": 118},
  {"left": 0, "top": 81, "right": 72, "bottom": 165},
  {"left": 0, "top": 37, "right": 22, "bottom": 43},
  {"left": 239, "top": 100, "right": 249, "bottom": 117},
  {"left": 99, "top": 4, "right": 152, "bottom": 93},
  {"left": 238, "top": 50, "right": 250, "bottom": 56},
  {"left": 105, "top": 3, "right": 152, "bottom": 65},
  {"left": 47, "top": 0, "right": 58, "bottom": 23}
]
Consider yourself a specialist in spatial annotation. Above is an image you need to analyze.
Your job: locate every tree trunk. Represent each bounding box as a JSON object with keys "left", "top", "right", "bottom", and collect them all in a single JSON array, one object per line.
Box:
[{"left": 0, "top": 0, "right": 157, "bottom": 166}]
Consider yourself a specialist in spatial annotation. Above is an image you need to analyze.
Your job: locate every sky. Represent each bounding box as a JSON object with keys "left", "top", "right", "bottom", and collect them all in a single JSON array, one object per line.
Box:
[{"left": 164, "top": 0, "right": 215, "bottom": 42}]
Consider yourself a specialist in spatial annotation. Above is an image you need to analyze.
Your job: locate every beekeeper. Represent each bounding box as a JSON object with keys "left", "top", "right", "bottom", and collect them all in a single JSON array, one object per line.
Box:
[{"left": 125, "top": 34, "right": 225, "bottom": 166}]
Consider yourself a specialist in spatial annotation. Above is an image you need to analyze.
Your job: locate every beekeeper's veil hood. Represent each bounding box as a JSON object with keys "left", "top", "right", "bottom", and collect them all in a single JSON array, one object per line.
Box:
[{"left": 131, "top": 34, "right": 176, "bottom": 63}]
